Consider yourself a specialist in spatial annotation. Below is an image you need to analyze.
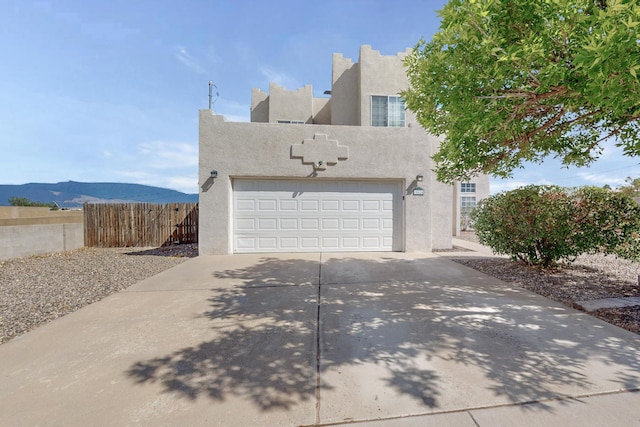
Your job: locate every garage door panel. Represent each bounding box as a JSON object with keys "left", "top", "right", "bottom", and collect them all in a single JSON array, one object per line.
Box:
[
  {"left": 362, "top": 218, "right": 380, "bottom": 230},
  {"left": 236, "top": 199, "right": 255, "bottom": 211},
  {"left": 258, "top": 237, "right": 277, "bottom": 249},
  {"left": 279, "top": 218, "right": 298, "bottom": 230},
  {"left": 301, "top": 237, "right": 320, "bottom": 249},
  {"left": 362, "top": 237, "right": 382, "bottom": 248},
  {"left": 362, "top": 200, "right": 380, "bottom": 211},
  {"left": 301, "top": 218, "right": 320, "bottom": 230},
  {"left": 236, "top": 237, "right": 257, "bottom": 250},
  {"left": 322, "top": 237, "right": 340, "bottom": 249},
  {"left": 258, "top": 218, "right": 277, "bottom": 230},
  {"left": 234, "top": 180, "right": 400, "bottom": 253},
  {"left": 342, "top": 218, "right": 360, "bottom": 230},
  {"left": 322, "top": 200, "right": 340, "bottom": 211},
  {"left": 301, "top": 200, "right": 320, "bottom": 211},
  {"left": 280, "top": 237, "right": 298, "bottom": 249},
  {"left": 342, "top": 237, "right": 360, "bottom": 249},
  {"left": 236, "top": 218, "right": 255, "bottom": 231},
  {"left": 258, "top": 199, "right": 277, "bottom": 211},
  {"left": 322, "top": 218, "right": 340, "bottom": 230},
  {"left": 342, "top": 200, "right": 360, "bottom": 211},
  {"left": 280, "top": 199, "right": 298, "bottom": 210}
]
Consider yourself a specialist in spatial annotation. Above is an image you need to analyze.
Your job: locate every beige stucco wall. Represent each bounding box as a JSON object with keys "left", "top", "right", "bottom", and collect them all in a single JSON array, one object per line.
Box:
[
  {"left": 0, "top": 206, "right": 82, "bottom": 220},
  {"left": 250, "top": 88, "right": 269, "bottom": 122},
  {"left": 267, "top": 83, "right": 313, "bottom": 124},
  {"left": 0, "top": 207, "right": 84, "bottom": 260},
  {"left": 358, "top": 45, "right": 417, "bottom": 127},
  {"left": 0, "top": 223, "right": 84, "bottom": 261},
  {"left": 0, "top": 207, "right": 83, "bottom": 225},
  {"left": 331, "top": 53, "right": 359, "bottom": 126},
  {"left": 313, "top": 97, "right": 331, "bottom": 124},
  {"left": 199, "top": 111, "right": 452, "bottom": 255}
]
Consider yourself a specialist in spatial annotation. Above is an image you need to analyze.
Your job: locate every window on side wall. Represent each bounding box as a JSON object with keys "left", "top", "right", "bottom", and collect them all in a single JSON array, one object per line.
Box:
[
  {"left": 461, "top": 196, "right": 477, "bottom": 211},
  {"left": 371, "top": 95, "right": 405, "bottom": 127},
  {"left": 460, "top": 182, "right": 476, "bottom": 193}
]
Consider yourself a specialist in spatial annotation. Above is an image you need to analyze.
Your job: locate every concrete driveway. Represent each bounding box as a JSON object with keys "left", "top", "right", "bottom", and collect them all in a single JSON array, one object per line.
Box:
[{"left": 1, "top": 251, "right": 639, "bottom": 426}]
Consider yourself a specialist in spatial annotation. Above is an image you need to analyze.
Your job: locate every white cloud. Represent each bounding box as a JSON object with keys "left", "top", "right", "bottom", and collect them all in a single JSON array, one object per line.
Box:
[
  {"left": 598, "top": 138, "right": 624, "bottom": 159},
  {"left": 136, "top": 141, "right": 198, "bottom": 169},
  {"left": 489, "top": 180, "right": 530, "bottom": 194},
  {"left": 175, "top": 46, "right": 205, "bottom": 74},
  {"left": 576, "top": 172, "right": 627, "bottom": 187},
  {"left": 260, "top": 66, "right": 301, "bottom": 89},
  {"left": 114, "top": 169, "right": 197, "bottom": 194},
  {"left": 218, "top": 113, "right": 249, "bottom": 122},
  {"left": 106, "top": 140, "right": 199, "bottom": 193},
  {"left": 214, "top": 97, "right": 250, "bottom": 122},
  {"left": 166, "top": 176, "right": 198, "bottom": 193}
]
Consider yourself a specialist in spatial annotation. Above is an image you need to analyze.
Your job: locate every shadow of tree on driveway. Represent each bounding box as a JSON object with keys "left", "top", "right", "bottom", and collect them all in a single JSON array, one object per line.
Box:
[{"left": 126, "top": 256, "right": 640, "bottom": 415}]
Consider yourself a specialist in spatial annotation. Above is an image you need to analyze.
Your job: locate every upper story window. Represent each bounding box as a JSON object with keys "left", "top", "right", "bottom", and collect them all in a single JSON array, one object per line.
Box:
[
  {"left": 277, "top": 120, "right": 305, "bottom": 124},
  {"left": 371, "top": 95, "right": 405, "bottom": 127},
  {"left": 460, "top": 183, "right": 476, "bottom": 193}
]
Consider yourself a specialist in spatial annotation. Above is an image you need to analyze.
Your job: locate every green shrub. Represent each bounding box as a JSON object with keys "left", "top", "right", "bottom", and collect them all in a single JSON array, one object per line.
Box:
[
  {"left": 8, "top": 197, "right": 58, "bottom": 210},
  {"left": 471, "top": 185, "right": 640, "bottom": 267}
]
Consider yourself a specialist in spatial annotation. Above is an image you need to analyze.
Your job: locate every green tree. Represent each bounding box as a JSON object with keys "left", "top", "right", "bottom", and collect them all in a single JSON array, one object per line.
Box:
[
  {"left": 403, "top": 0, "right": 640, "bottom": 183},
  {"left": 8, "top": 197, "right": 58, "bottom": 209},
  {"left": 618, "top": 176, "right": 640, "bottom": 197},
  {"left": 472, "top": 185, "right": 640, "bottom": 267}
]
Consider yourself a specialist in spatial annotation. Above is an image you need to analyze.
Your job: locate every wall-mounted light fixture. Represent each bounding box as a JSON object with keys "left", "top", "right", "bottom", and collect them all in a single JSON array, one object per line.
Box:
[
  {"left": 210, "top": 169, "right": 218, "bottom": 180},
  {"left": 416, "top": 173, "right": 424, "bottom": 182}
]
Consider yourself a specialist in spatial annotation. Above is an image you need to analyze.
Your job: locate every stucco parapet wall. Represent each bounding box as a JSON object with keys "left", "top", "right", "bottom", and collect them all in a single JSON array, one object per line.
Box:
[
  {"left": 199, "top": 112, "right": 435, "bottom": 179},
  {"left": 332, "top": 52, "right": 354, "bottom": 67},
  {"left": 330, "top": 45, "right": 414, "bottom": 65},
  {"left": 359, "top": 44, "right": 413, "bottom": 60},
  {"left": 269, "top": 82, "right": 313, "bottom": 94}
]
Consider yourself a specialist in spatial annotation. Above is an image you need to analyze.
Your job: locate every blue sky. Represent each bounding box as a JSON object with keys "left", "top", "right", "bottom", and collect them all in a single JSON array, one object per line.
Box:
[{"left": 1, "top": 0, "right": 639, "bottom": 194}]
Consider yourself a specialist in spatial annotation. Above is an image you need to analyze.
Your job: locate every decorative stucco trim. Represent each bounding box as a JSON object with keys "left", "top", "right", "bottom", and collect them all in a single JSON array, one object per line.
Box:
[{"left": 291, "top": 133, "right": 349, "bottom": 170}]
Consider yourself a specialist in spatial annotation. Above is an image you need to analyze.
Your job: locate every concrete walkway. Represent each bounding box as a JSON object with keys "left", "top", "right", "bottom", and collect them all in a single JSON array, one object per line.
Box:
[{"left": 0, "top": 250, "right": 639, "bottom": 426}]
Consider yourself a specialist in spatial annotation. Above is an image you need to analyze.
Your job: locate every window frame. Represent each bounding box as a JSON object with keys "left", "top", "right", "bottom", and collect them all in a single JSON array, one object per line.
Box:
[
  {"left": 460, "top": 196, "right": 477, "bottom": 210},
  {"left": 460, "top": 182, "right": 476, "bottom": 193},
  {"left": 371, "top": 95, "right": 406, "bottom": 128}
]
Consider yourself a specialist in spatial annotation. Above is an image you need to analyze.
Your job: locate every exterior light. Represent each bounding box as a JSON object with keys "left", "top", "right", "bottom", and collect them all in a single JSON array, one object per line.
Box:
[
  {"left": 416, "top": 174, "right": 424, "bottom": 182},
  {"left": 210, "top": 169, "right": 218, "bottom": 180}
]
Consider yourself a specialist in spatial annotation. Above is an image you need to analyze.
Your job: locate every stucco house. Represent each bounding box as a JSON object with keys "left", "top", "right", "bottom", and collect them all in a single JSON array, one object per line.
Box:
[{"left": 198, "top": 45, "right": 489, "bottom": 255}]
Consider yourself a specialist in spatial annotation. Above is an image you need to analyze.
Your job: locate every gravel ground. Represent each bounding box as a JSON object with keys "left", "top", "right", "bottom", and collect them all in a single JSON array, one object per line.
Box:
[
  {"left": 455, "top": 231, "right": 640, "bottom": 335},
  {"left": 2, "top": 237, "right": 639, "bottom": 344},
  {"left": 0, "top": 245, "right": 196, "bottom": 344}
]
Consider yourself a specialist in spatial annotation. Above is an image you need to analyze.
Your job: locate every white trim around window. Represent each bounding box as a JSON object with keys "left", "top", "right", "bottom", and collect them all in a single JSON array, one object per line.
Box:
[{"left": 371, "top": 95, "right": 405, "bottom": 127}]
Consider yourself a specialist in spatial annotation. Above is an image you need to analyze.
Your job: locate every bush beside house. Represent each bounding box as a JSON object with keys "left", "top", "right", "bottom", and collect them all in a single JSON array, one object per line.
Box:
[{"left": 472, "top": 185, "right": 640, "bottom": 267}]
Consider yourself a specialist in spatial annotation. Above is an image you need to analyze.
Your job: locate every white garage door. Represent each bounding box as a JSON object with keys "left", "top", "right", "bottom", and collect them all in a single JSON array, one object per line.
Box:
[{"left": 233, "top": 180, "right": 402, "bottom": 253}]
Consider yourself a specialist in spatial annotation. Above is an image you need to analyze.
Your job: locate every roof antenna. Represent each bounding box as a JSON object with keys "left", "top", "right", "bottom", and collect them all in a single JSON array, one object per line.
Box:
[{"left": 208, "top": 80, "right": 219, "bottom": 112}]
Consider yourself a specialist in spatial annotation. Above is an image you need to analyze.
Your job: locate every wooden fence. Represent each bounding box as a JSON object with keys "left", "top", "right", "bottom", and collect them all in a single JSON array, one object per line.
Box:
[{"left": 84, "top": 202, "right": 198, "bottom": 247}]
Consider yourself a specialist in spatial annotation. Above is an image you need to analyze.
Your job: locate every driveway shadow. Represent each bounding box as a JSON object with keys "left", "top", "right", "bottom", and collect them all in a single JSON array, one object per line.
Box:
[{"left": 126, "top": 256, "right": 640, "bottom": 416}]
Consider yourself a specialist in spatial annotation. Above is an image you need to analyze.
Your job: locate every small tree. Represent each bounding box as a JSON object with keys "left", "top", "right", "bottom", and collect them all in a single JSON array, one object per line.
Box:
[
  {"left": 472, "top": 185, "right": 640, "bottom": 267},
  {"left": 8, "top": 197, "right": 58, "bottom": 210},
  {"left": 618, "top": 177, "right": 640, "bottom": 198}
]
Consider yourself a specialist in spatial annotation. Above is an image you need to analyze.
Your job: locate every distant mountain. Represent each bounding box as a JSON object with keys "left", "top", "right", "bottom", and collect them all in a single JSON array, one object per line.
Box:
[{"left": 0, "top": 181, "right": 198, "bottom": 208}]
